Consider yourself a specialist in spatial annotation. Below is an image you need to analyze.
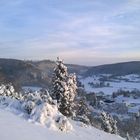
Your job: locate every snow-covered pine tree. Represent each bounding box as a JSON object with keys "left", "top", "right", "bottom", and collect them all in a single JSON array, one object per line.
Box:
[
  {"left": 52, "top": 57, "right": 77, "bottom": 117},
  {"left": 109, "top": 114, "right": 118, "bottom": 134},
  {"left": 52, "top": 57, "right": 68, "bottom": 102},
  {"left": 101, "top": 111, "right": 118, "bottom": 134},
  {"left": 0, "top": 84, "right": 22, "bottom": 100},
  {"left": 74, "top": 96, "right": 91, "bottom": 124}
]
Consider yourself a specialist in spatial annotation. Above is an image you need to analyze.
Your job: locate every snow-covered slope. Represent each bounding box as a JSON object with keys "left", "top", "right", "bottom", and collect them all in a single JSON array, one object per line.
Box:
[
  {"left": 0, "top": 109, "right": 124, "bottom": 140},
  {"left": 0, "top": 84, "right": 124, "bottom": 140}
]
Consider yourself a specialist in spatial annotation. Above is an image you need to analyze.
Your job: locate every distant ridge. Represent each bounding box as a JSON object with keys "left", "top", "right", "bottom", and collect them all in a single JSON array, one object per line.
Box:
[
  {"left": 0, "top": 58, "right": 140, "bottom": 89},
  {"left": 85, "top": 61, "right": 140, "bottom": 76}
]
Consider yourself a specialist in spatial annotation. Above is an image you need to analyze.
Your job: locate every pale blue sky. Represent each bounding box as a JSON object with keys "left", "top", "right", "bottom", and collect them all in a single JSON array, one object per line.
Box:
[{"left": 0, "top": 0, "right": 140, "bottom": 65}]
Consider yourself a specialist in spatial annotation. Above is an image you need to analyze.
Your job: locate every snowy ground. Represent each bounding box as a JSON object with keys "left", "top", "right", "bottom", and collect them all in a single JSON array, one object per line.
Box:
[
  {"left": 0, "top": 84, "right": 124, "bottom": 140},
  {"left": 115, "top": 96, "right": 140, "bottom": 104},
  {"left": 117, "top": 74, "right": 140, "bottom": 82},
  {"left": 80, "top": 74, "right": 140, "bottom": 115},
  {"left": 115, "top": 95, "right": 140, "bottom": 114},
  {"left": 22, "top": 86, "right": 42, "bottom": 92},
  {"left": 0, "top": 108, "right": 124, "bottom": 140},
  {"left": 80, "top": 74, "right": 140, "bottom": 95}
]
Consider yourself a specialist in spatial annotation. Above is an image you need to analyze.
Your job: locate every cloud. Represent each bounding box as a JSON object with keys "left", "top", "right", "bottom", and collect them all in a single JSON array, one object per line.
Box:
[{"left": 0, "top": 0, "right": 140, "bottom": 65}]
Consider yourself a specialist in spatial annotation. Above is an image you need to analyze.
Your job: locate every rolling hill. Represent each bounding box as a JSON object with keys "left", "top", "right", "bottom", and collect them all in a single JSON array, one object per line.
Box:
[
  {"left": 0, "top": 58, "right": 140, "bottom": 90},
  {"left": 84, "top": 61, "right": 140, "bottom": 76}
]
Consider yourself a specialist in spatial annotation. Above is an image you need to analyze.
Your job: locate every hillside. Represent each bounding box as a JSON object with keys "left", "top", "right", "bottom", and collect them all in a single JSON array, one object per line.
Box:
[
  {"left": 0, "top": 58, "right": 140, "bottom": 90},
  {"left": 31, "top": 60, "right": 89, "bottom": 75},
  {"left": 0, "top": 83, "right": 124, "bottom": 140},
  {"left": 0, "top": 109, "right": 123, "bottom": 140},
  {"left": 0, "top": 58, "right": 51, "bottom": 90},
  {"left": 85, "top": 61, "right": 140, "bottom": 76},
  {"left": 0, "top": 58, "right": 88, "bottom": 90}
]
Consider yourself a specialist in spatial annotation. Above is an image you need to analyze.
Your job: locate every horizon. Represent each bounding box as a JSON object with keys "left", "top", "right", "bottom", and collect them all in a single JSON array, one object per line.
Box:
[
  {"left": 0, "top": 0, "right": 140, "bottom": 65},
  {"left": 0, "top": 57, "right": 140, "bottom": 67}
]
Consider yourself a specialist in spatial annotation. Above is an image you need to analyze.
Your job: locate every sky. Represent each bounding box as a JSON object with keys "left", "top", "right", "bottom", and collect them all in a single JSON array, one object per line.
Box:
[{"left": 0, "top": 0, "right": 140, "bottom": 66}]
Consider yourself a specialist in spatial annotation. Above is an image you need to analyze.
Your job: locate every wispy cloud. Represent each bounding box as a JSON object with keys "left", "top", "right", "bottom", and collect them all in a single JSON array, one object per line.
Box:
[{"left": 0, "top": 0, "right": 140, "bottom": 65}]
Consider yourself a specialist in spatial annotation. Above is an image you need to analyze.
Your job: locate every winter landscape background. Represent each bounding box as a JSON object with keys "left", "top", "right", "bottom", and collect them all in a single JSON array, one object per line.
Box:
[
  {"left": 0, "top": 58, "right": 140, "bottom": 140},
  {"left": 0, "top": 0, "right": 140, "bottom": 140}
]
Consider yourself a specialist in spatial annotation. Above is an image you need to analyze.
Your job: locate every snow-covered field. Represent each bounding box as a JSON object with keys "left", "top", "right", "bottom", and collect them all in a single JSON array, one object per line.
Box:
[
  {"left": 80, "top": 74, "right": 140, "bottom": 95},
  {"left": 117, "top": 74, "right": 140, "bottom": 82},
  {"left": 115, "top": 95, "right": 140, "bottom": 114},
  {"left": 80, "top": 74, "right": 140, "bottom": 120},
  {"left": 115, "top": 96, "right": 140, "bottom": 104},
  {"left": 0, "top": 108, "right": 123, "bottom": 140}
]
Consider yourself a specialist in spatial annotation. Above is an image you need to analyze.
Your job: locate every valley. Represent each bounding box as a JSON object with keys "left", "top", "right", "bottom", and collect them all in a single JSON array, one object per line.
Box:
[{"left": 0, "top": 58, "right": 140, "bottom": 139}]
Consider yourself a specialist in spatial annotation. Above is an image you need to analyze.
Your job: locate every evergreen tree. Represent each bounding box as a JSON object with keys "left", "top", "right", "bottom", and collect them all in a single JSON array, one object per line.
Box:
[
  {"left": 74, "top": 96, "right": 91, "bottom": 124},
  {"left": 101, "top": 111, "right": 118, "bottom": 134},
  {"left": 52, "top": 57, "right": 68, "bottom": 103},
  {"left": 52, "top": 57, "right": 77, "bottom": 117}
]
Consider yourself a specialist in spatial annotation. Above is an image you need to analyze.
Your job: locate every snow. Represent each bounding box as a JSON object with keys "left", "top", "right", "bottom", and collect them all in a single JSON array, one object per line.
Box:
[
  {"left": 80, "top": 75, "right": 140, "bottom": 95},
  {"left": 30, "top": 102, "right": 73, "bottom": 132},
  {"left": 0, "top": 80, "right": 125, "bottom": 140},
  {"left": 22, "top": 86, "right": 42, "bottom": 92},
  {"left": 115, "top": 96, "right": 140, "bottom": 104},
  {"left": 0, "top": 83, "right": 124, "bottom": 140},
  {"left": 128, "top": 105, "right": 140, "bottom": 114},
  {"left": 117, "top": 74, "right": 140, "bottom": 82},
  {"left": 115, "top": 95, "right": 140, "bottom": 114},
  {"left": 0, "top": 108, "right": 124, "bottom": 140}
]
